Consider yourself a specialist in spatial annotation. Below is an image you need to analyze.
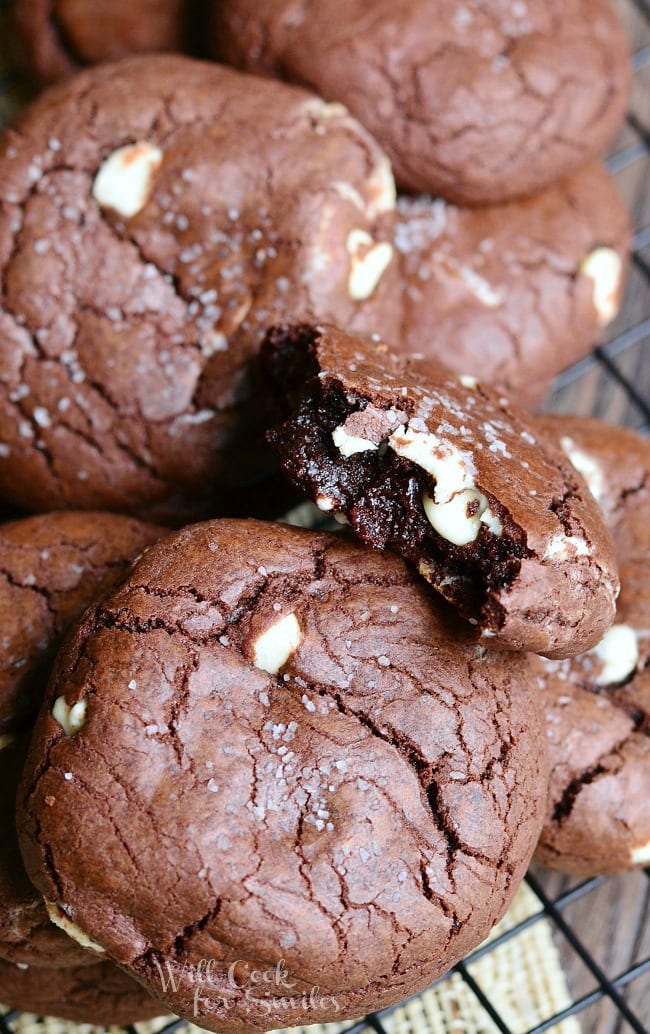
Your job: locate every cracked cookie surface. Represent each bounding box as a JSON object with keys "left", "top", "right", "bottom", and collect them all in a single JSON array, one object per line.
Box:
[
  {"left": 0, "top": 54, "right": 398, "bottom": 523},
  {"left": 210, "top": 0, "right": 630, "bottom": 204},
  {"left": 262, "top": 324, "right": 619, "bottom": 658},
  {"left": 0, "top": 732, "right": 98, "bottom": 967},
  {"left": 396, "top": 164, "right": 631, "bottom": 407},
  {"left": 12, "top": 0, "right": 189, "bottom": 85},
  {"left": 0, "top": 954, "right": 163, "bottom": 1023},
  {"left": 533, "top": 417, "right": 650, "bottom": 876},
  {"left": 0, "top": 511, "right": 164, "bottom": 968},
  {"left": 17, "top": 519, "right": 547, "bottom": 1032},
  {"left": 0, "top": 510, "right": 164, "bottom": 735}
]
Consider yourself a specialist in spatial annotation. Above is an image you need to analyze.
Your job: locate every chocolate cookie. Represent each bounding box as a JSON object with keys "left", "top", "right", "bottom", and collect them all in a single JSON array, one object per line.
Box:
[
  {"left": 0, "top": 732, "right": 98, "bottom": 967},
  {"left": 0, "top": 512, "right": 164, "bottom": 968},
  {"left": 548, "top": 417, "right": 649, "bottom": 569},
  {"left": 261, "top": 324, "right": 619, "bottom": 658},
  {"left": 13, "top": 0, "right": 189, "bottom": 85},
  {"left": 0, "top": 55, "right": 398, "bottom": 522},
  {"left": 0, "top": 511, "right": 164, "bottom": 734},
  {"left": 532, "top": 417, "right": 650, "bottom": 876},
  {"left": 0, "top": 956, "right": 163, "bottom": 1023},
  {"left": 211, "top": 0, "right": 630, "bottom": 204},
  {"left": 396, "top": 164, "right": 631, "bottom": 407},
  {"left": 18, "top": 519, "right": 547, "bottom": 1032}
]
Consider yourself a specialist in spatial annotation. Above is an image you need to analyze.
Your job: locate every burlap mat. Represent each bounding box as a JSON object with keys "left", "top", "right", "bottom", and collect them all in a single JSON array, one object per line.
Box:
[{"left": 0, "top": 19, "right": 580, "bottom": 1034}]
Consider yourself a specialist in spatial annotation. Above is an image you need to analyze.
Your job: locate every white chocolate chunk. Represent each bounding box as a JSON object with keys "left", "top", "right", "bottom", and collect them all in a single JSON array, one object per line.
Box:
[
  {"left": 422, "top": 488, "right": 501, "bottom": 546},
  {"left": 580, "top": 247, "right": 623, "bottom": 325},
  {"left": 591, "top": 624, "right": 639, "bottom": 685},
  {"left": 346, "top": 229, "right": 394, "bottom": 300},
  {"left": 423, "top": 489, "right": 486, "bottom": 546},
  {"left": 545, "top": 534, "right": 591, "bottom": 560},
  {"left": 366, "top": 154, "right": 397, "bottom": 215},
  {"left": 481, "top": 507, "right": 504, "bottom": 536},
  {"left": 459, "top": 375, "right": 479, "bottom": 389},
  {"left": 388, "top": 424, "right": 503, "bottom": 544},
  {"left": 388, "top": 425, "right": 477, "bottom": 503},
  {"left": 308, "top": 100, "right": 349, "bottom": 121},
  {"left": 316, "top": 494, "right": 335, "bottom": 512},
  {"left": 332, "top": 425, "right": 378, "bottom": 457},
  {"left": 45, "top": 902, "right": 105, "bottom": 953},
  {"left": 458, "top": 265, "right": 502, "bottom": 307},
  {"left": 92, "top": 142, "right": 163, "bottom": 218},
  {"left": 334, "top": 165, "right": 395, "bottom": 215},
  {"left": 559, "top": 437, "right": 604, "bottom": 501},
  {"left": 252, "top": 613, "right": 302, "bottom": 675},
  {"left": 52, "top": 696, "right": 87, "bottom": 736},
  {"left": 631, "top": 841, "right": 650, "bottom": 865},
  {"left": 332, "top": 181, "right": 367, "bottom": 211}
]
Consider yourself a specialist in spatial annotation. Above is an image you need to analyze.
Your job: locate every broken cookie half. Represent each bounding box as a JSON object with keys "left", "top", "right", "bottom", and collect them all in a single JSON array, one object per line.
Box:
[{"left": 261, "top": 324, "right": 619, "bottom": 659}]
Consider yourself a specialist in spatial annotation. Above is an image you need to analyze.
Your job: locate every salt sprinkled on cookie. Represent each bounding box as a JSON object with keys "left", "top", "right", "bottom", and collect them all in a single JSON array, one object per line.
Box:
[
  {"left": 263, "top": 324, "right": 619, "bottom": 658},
  {"left": 0, "top": 55, "right": 399, "bottom": 522},
  {"left": 17, "top": 518, "right": 547, "bottom": 1033}
]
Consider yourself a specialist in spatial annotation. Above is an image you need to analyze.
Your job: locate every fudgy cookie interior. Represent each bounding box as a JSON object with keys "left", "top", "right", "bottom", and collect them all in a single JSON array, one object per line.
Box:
[{"left": 264, "top": 324, "right": 531, "bottom": 633}]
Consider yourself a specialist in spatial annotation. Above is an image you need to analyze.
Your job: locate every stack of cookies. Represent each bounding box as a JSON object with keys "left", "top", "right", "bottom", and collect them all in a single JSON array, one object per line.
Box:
[{"left": 0, "top": 0, "right": 646, "bottom": 1029}]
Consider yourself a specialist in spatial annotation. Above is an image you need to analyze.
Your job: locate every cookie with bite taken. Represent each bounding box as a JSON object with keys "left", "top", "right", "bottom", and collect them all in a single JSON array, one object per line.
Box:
[{"left": 261, "top": 324, "right": 619, "bottom": 658}]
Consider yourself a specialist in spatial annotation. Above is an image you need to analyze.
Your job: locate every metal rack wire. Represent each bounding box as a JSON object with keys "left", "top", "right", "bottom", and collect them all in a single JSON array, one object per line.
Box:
[{"left": 0, "top": 0, "right": 648, "bottom": 1032}]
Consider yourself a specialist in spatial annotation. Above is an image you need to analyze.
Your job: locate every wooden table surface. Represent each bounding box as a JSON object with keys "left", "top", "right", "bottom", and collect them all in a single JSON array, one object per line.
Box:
[{"left": 530, "top": 863, "right": 650, "bottom": 1033}]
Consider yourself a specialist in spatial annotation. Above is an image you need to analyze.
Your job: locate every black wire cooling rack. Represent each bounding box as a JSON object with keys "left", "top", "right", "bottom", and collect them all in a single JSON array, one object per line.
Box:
[{"left": 0, "top": 0, "right": 648, "bottom": 1032}]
